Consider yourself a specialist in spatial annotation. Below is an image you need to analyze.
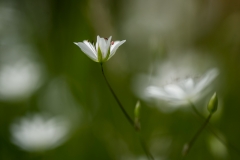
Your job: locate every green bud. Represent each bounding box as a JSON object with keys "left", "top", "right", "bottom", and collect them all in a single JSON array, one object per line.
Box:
[
  {"left": 207, "top": 92, "right": 218, "bottom": 114},
  {"left": 134, "top": 101, "right": 141, "bottom": 119},
  {"left": 134, "top": 101, "right": 141, "bottom": 131}
]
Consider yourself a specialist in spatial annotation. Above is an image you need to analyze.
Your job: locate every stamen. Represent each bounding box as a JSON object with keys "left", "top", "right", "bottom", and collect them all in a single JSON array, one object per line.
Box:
[{"left": 111, "top": 41, "right": 114, "bottom": 45}]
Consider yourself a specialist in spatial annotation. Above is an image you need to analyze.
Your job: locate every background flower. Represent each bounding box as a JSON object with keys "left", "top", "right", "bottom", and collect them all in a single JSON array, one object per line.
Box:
[
  {"left": 145, "top": 68, "right": 219, "bottom": 106},
  {"left": 133, "top": 53, "right": 220, "bottom": 112},
  {"left": 10, "top": 113, "right": 70, "bottom": 152}
]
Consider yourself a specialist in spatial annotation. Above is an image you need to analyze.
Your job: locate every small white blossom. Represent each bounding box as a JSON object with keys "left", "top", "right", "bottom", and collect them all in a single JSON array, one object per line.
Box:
[
  {"left": 74, "top": 35, "right": 126, "bottom": 62},
  {"left": 145, "top": 68, "right": 219, "bottom": 106},
  {"left": 10, "top": 113, "right": 70, "bottom": 152},
  {"left": 0, "top": 45, "right": 44, "bottom": 101}
]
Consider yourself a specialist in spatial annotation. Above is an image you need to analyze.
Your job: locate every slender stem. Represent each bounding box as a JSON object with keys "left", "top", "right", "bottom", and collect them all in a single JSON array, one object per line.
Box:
[
  {"left": 100, "top": 64, "right": 134, "bottom": 126},
  {"left": 188, "top": 101, "right": 204, "bottom": 119},
  {"left": 138, "top": 132, "right": 154, "bottom": 160},
  {"left": 189, "top": 101, "right": 240, "bottom": 156},
  {"left": 100, "top": 64, "right": 154, "bottom": 160},
  {"left": 183, "top": 113, "right": 212, "bottom": 156}
]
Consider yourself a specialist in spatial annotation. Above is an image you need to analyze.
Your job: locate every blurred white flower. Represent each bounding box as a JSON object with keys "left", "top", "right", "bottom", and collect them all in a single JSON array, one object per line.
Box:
[
  {"left": 145, "top": 68, "right": 219, "bottom": 106},
  {"left": 0, "top": 3, "right": 45, "bottom": 102},
  {"left": 74, "top": 35, "right": 126, "bottom": 62},
  {"left": 10, "top": 113, "right": 70, "bottom": 152},
  {"left": 0, "top": 59, "right": 43, "bottom": 101}
]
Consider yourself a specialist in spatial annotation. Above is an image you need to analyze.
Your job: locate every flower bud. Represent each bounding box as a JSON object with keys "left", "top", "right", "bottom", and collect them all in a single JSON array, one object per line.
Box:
[
  {"left": 207, "top": 92, "right": 218, "bottom": 114},
  {"left": 134, "top": 101, "right": 141, "bottom": 131},
  {"left": 134, "top": 101, "right": 141, "bottom": 120}
]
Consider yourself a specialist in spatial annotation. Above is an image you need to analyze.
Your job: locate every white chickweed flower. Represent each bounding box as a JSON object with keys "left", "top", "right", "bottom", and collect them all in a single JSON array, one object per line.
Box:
[
  {"left": 74, "top": 35, "right": 126, "bottom": 63},
  {"left": 145, "top": 68, "right": 219, "bottom": 106},
  {"left": 10, "top": 113, "right": 70, "bottom": 152}
]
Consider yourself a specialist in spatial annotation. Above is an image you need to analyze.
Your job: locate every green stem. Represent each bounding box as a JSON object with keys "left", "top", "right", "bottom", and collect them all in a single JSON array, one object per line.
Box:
[
  {"left": 183, "top": 113, "right": 212, "bottom": 156},
  {"left": 137, "top": 132, "right": 155, "bottom": 160},
  {"left": 188, "top": 101, "right": 240, "bottom": 156},
  {"left": 100, "top": 64, "right": 154, "bottom": 160},
  {"left": 188, "top": 101, "right": 204, "bottom": 119},
  {"left": 100, "top": 64, "right": 134, "bottom": 126}
]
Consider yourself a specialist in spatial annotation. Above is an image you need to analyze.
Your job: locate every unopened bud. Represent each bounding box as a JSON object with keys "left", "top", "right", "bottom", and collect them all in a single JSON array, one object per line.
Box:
[
  {"left": 207, "top": 92, "right": 218, "bottom": 114},
  {"left": 182, "top": 143, "right": 189, "bottom": 156},
  {"left": 134, "top": 101, "right": 141, "bottom": 119},
  {"left": 134, "top": 101, "right": 141, "bottom": 131}
]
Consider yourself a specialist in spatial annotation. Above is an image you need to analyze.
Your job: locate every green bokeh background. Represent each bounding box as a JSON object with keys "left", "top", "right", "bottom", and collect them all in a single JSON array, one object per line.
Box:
[{"left": 0, "top": 0, "right": 240, "bottom": 159}]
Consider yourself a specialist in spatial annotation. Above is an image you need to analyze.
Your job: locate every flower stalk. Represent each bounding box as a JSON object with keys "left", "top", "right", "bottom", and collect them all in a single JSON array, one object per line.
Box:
[
  {"left": 100, "top": 64, "right": 154, "bottom": 160},
  {"left": 183, "top": 93, "right": 218, "bottom": 156},
  {"left": 100, "top": 63, "right": 134, "bottom": 127},
  {"left": 75, "top": 36, "right": 154, "bottom": 160},
  {"left": 188, "top": 100, "right": 240, "bottom": 157},
  {"left": 182, "top": 113, "right": 212, "bottom": 156}
]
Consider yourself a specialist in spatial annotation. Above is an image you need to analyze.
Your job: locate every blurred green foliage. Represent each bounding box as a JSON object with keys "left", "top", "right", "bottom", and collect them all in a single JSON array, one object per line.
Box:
[{"left": 0, "top": 0, "right": 240, "bottom": 160}]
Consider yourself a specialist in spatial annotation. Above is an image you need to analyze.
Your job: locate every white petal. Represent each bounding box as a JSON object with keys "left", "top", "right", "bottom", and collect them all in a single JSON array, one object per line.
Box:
[
  {"left": 146, "top": 86, "right": 182, "bottom": 101},
  {"left": 182, "top": 78, "right": 194, "bottom": 92},
  {"left": 103, "top": 36, "right": 112, "bottom": 59},
  {"left": 96, "top": 36, "right": 99, "bottom": 52},
  {"left": 109, "top": 40, "right": 126, "bottom": 60},
  {"left": 74, "top": 42, "right": 98, "bottom": 62},
  {"left": 97, "top": 35, "right": 100, "bottom": 43},
  {"left": 96, "top": 36, "right": 102, "bottom": 53},
  {"left": 146, "top": 86, "right": 168, "bottom": 98},
  {"left": 194, "top": 68, "right": 219, "bottom": 93},
  {"left": 98, "top": 36, "right": 107, "bottom": 56},
  {"left": 98, "top": 37, "right": 106, "bottom": 54},
  {"left": 164, "top": 84, "right": 186, "bottom": 99},
  {"left": 83, "top": 41, "right": 97, "bottom": 57}
]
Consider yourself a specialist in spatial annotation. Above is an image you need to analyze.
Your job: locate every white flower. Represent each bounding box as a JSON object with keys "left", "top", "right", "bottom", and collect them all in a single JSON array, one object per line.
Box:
[
  {"left": 145, "top": 68, "right": 219, "bottom": 106},
  {"left": 0, "top": 45, "right": 44, "bottom": 101},
  {"left": 0, "top": 61, "right": 42, "bottom": 101},
  {"left": 10, "top": 113, "right": 70, "bottom": 152},
  {"left": 74, "top": 35, "right": 126, "bottom": 62}
]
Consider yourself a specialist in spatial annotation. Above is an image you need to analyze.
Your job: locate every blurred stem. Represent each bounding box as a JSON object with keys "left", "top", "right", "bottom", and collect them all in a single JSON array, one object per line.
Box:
[
  {"left": 188, "top": 101, "right": 240, "bottom": 156},
  {"left": 137, "top": 132, "right": 154, "bottom": 160},
  {"left": 183, "top": 113, "right": 212, "bottom": 156},
  {"left": 188, "top": 101, "right": 204, "bottom": 119},
  {"left": 100, "top": 64, "right": 154, "bottom": 160}
]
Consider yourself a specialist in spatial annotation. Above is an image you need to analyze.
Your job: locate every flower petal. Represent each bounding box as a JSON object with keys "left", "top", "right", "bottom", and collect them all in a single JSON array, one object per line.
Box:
[
  {"left": 83, "top": 41, "right": 97, "bottom": 56},
  {"left": 181, "top": 78, "right": 194, "bottom": 93},
  {"left": 103, "top": 36, "right": 112, "bottom": 59},
  {"left": 109, "top": 40, "right": 126, "bottom": 60},
  {"left": 194, "top": 68, "right": 219, "bottom": 93},
  {"left": 97, "top": 36, "right": 108, "bottom": 57},
  {"left": 145, "top": 86, "right": 180, "bottom": 101},
  {"left": 74, "top": 42, "right": 98, "bottom": 62},
  {"left": 145, "top": 86, "right": 168, "bottom": 98},
  {"left": 163, "top": 84, "right": 185, "bottom": 99}
]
